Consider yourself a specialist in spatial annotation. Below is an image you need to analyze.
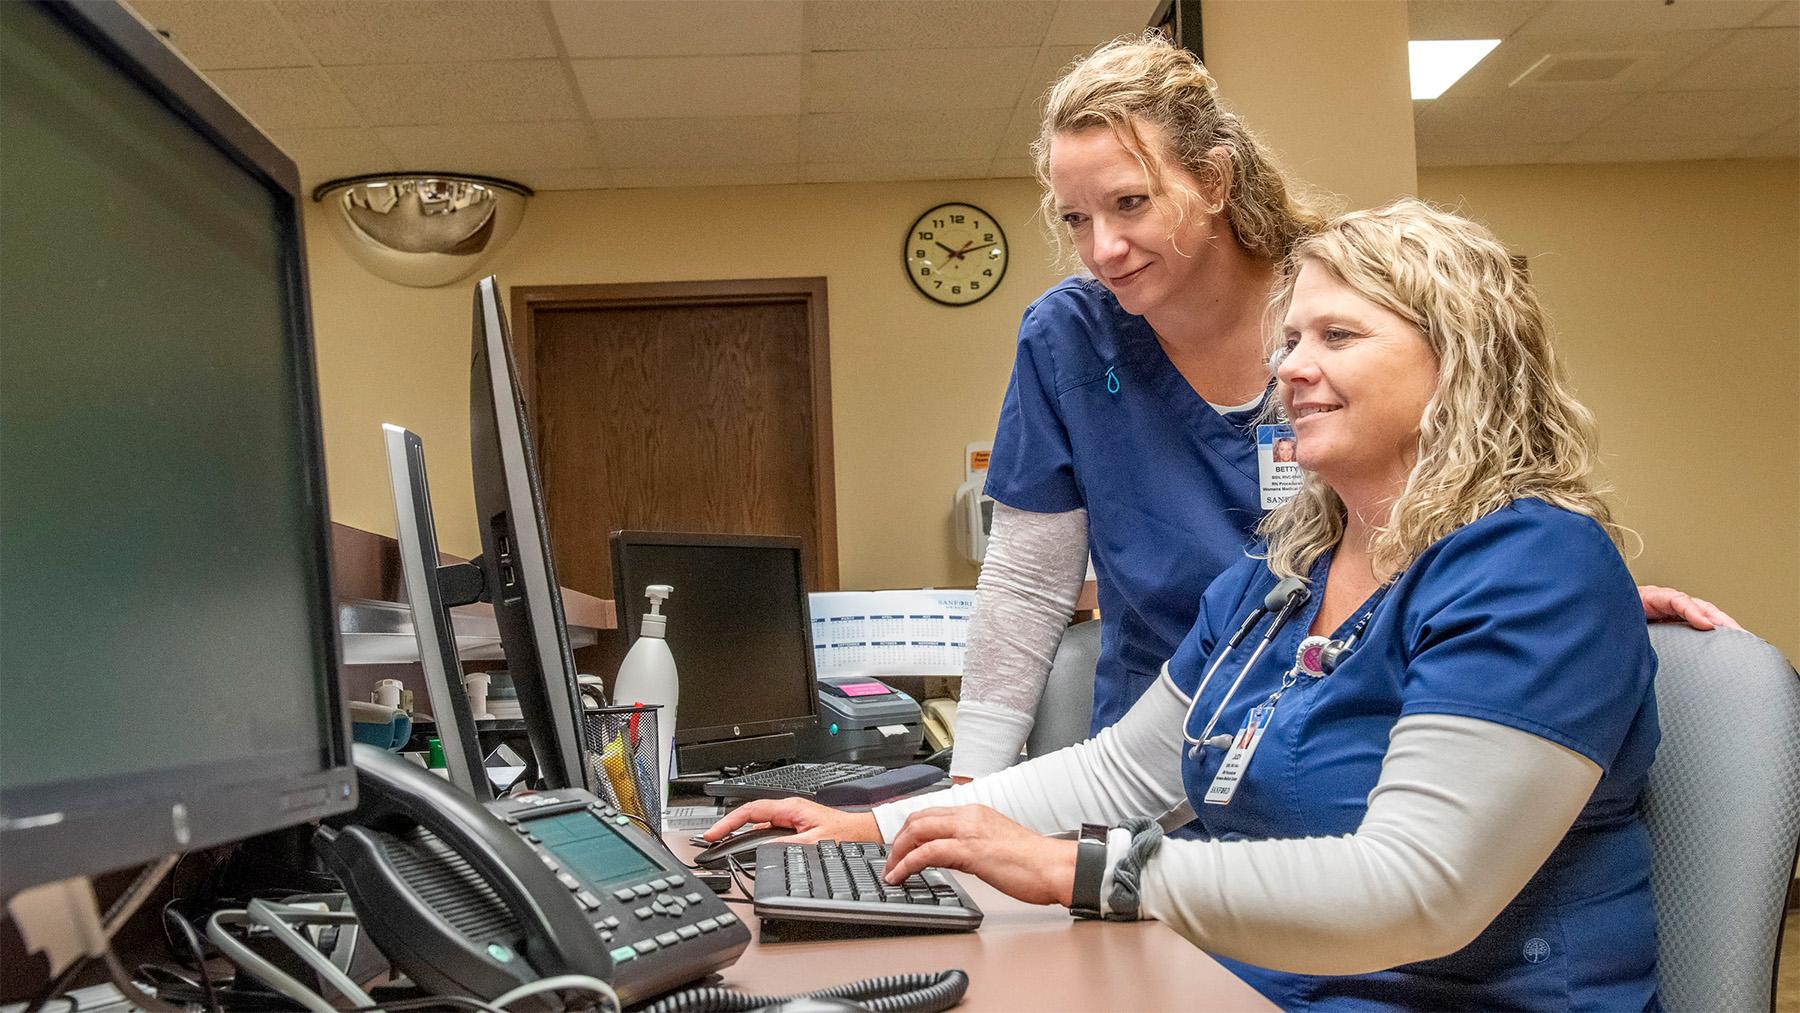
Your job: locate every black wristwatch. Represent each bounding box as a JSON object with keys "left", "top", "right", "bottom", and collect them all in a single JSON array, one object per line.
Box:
[{"left": 1070, "top": 823, "right": 1109, "bottom": 919}]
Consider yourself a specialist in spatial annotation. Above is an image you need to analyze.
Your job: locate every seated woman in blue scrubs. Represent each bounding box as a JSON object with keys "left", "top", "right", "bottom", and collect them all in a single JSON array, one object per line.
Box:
[
  {"left": 712, "top": 201, "right": 1661, "bottom": 1008},
  {"left": 953, "top": 35, "right": 1733, "bottom": 783}
]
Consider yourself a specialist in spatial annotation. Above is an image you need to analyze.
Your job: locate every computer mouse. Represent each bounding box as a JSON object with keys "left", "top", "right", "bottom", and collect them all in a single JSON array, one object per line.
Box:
[
  {"left": 749, "top": 998, "right": 867, "bottom": 1013},
  {"left": 694, "top": 825, "right": 796, "bottom": 869}
]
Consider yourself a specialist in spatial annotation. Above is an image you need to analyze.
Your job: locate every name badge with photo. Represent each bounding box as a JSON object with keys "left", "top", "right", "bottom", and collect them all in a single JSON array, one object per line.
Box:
[{"left": 1257, "top": 424, "right": 1302, "bottom": 510}]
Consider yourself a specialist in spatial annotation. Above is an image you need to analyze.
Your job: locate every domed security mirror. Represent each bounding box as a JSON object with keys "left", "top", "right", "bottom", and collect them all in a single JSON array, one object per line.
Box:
[{"left": 312, "top": 174, "right": 531, "bottom": 288}]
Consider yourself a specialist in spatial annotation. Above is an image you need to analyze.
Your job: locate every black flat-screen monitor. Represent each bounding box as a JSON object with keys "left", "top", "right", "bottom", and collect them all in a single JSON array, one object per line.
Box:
[
  {"left": 469, "top": 276, "right": 591, "bottom": 791},
  {"left": 610, "top": 532, "right": 821, "bottom": 773},
  {"left": 0, "top": 0, "right": 353, "bottom": 895}
]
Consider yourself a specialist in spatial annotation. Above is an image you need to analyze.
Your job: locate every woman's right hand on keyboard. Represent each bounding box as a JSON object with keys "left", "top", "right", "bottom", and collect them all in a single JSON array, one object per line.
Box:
[{"left": 703, "top": 798, "right": 882, "bottom": 845}]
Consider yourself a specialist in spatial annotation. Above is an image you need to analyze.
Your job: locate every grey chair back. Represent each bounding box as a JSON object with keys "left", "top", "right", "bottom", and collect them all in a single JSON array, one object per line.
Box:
[
  {"left": 1027, "top": 619, "right": 1101, "bottom": 759},
  {"left": 1642, "top": 625, "right": 1800, "bottom": 1011}
]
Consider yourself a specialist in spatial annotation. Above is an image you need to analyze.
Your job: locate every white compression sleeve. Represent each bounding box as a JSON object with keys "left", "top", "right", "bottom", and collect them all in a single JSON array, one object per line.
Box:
[
  {"left": 876, "top": 665, "right": 1190, "bottom": 841},
  {"left": 950, "top": 503, "right": 1090, "bottom": 779},
  {"left": 1137, "top": 713, "right": 1602, "bottom": 975}
]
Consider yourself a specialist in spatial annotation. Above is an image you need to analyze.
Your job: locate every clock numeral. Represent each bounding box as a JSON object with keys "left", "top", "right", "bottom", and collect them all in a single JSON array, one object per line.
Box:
[
  {"left": 984, "top": 233, "right": 994, "bottom": 242},
  {"left": 917, "top": 230, "right": 934, "bottom": 240},
  {"left": 931, "top": 218, "right": 945, "bottom": 228},
  {"left": 974, "top": 220, "right": 982, "bottom": 228},
  {"left": 934, "top": 280, "right": 943, "bottom": 289},
  {"left": 919, "top": 267, "right": 931, "bottom": 277},
  {"left": 914, "top": 248, "right": 925, "bottom": 258},
  {"left": 950, "top": 214, "right": 965, "bottom": 223},
  {"left": 952, "top": 285, "right": 962, "bottom": 295},
  {"left": 970, "top": 281, "right": 980, "bottom": 291},
  {"left": 983, "top": 268, "right": 994, "bottom": 277}
]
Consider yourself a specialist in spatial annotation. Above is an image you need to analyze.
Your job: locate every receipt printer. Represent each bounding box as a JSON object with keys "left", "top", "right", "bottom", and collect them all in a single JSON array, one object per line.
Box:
[{"left": 796, "top": 674, "right": 924, "bottom": 765}]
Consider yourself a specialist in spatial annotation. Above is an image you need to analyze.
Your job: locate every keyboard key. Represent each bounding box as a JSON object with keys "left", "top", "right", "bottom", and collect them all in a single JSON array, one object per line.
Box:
[
  {"left": 655, "top": 931, "right": 679, "bottom": 947},
  {"left": 697, "top": 917, "right": 720, "bottom": 932},
  {"left": 613, "top": 888, "right": 636, "bottom": 903},
  {"left": 677, "top": 925, "right": 701, "bottom": 940},
  {"left": 633, "top": 939, "right": 658, "bottom": 955},
  {"left": 717, "top": 912, "right": 737, "bottom": 925},
  {"left": 609, "top": 946, "right": 637, "bottom": 963}
]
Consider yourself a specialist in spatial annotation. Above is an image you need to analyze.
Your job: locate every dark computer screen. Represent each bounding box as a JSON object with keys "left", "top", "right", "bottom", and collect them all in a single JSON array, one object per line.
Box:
[
  {"left": 0, "top": 1, "right": 350, "bottom": 894},
  {"left": 611, "top": 534, "right": 820, "bottom": 747}
]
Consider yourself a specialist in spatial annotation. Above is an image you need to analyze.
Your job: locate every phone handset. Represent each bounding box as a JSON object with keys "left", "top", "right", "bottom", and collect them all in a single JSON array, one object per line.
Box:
[{"left": 317, "top": 744, "right": 611, "bottom": 998}]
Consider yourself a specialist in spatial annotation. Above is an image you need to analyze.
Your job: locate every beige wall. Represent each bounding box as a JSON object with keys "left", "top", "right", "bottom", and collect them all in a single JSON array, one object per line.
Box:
[
  {"left": 1419, "top": 159, "right": 1800, "bottom": 661},
  {"left": 306, "top": 179, "right": 1064, "bottom": 591}
]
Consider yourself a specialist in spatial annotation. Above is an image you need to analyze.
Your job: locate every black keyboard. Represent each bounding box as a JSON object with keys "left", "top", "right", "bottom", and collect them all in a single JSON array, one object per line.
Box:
[
  {"left": 752, "top": 840, "right": 982, "bottom": 936},
  {"left": 704, "top": 761, "right": 884, "bottom": 801}
]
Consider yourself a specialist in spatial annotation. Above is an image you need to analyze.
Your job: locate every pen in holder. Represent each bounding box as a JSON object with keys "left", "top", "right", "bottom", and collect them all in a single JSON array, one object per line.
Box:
[{"left": 581, "top": 702, "right": 663, "bottom": 833}]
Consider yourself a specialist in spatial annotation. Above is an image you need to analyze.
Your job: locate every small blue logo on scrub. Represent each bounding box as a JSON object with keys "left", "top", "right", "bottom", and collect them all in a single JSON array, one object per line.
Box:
[
  {"left": 1522, "top": 937, "right": 1550, "bottom": 964},
  {"left": 1105, "top": 366, "right": 1120, "bottom": 395}
]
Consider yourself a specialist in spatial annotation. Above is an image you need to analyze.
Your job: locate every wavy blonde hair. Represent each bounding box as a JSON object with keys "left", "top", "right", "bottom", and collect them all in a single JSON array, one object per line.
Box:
[
  {"left": 1032, "top": 33, "right": 1323, "bottom": 265},
  {"left": 1258, "top": 199, "right": 1623, "bottom": 581}
]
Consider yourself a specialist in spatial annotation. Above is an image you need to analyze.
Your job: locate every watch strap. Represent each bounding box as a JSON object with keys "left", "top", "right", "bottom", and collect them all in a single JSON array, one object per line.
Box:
[{"left": 1071, "top": 823, "right": 1109, "bottom": 919}]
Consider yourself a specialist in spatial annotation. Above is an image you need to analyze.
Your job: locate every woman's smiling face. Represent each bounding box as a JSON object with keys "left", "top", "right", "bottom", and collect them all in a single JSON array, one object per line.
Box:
[
  {"left": 1275, "top": 261, "right": 1439, "bottom": 495},
  {"left": 1048, "top": 123, "right": 1223, "bottom": 319}
]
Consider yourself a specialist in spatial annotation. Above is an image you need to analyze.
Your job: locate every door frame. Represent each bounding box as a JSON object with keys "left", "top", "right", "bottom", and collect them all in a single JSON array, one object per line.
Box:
[{"left": 509, "top": 277, "right": 838, "bottom": 590}]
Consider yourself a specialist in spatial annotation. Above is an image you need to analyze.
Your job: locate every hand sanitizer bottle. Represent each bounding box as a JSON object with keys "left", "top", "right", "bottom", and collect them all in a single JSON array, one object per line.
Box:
[{"left": 614, "top": 584, "right": 678, "bottom": 805}]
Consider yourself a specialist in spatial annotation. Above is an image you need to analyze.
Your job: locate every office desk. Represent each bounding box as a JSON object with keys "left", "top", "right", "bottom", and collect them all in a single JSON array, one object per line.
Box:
[{"left": 664, "top": 837, "right": 1275, "bottom": 1011}]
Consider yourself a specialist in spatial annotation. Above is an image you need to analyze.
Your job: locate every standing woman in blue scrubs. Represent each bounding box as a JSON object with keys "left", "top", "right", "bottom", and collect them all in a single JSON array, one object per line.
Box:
[
  {"left": 951, "top": 34, "right": 1734, "bottom": 781},
  {"left": 714, "top": 201, "right": 1662, "bottom": 1008}
]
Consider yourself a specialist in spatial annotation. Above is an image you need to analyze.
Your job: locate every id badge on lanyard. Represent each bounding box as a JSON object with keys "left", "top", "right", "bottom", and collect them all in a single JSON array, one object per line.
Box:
[
  {"left": 1257, "top": 424, "right": 1302, "bottom": 510},
  {"left": 1204, "top": 704, "right": 1274, "bottom": 806}
]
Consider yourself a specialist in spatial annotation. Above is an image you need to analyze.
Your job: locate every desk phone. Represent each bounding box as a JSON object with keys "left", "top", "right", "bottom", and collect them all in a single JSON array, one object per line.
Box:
[{"left": 316, "top": 745, "right": 749, "bottom": 1009}]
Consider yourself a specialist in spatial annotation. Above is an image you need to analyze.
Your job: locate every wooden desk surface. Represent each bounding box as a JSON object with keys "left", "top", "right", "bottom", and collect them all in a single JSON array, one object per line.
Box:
[{"left": 665, "top": 836, "right": 1274, "bottom": 1012}]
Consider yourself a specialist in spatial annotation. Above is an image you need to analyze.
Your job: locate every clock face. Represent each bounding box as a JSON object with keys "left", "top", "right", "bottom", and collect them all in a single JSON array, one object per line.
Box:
[{"left": 904, "top": 202, "right": 1007, "bottom": 306}]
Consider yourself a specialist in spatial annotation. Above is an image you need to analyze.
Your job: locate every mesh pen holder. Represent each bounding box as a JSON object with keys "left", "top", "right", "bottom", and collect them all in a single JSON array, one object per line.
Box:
[{"left": 580, "top": 702, "right": 664, "bottom": 833}]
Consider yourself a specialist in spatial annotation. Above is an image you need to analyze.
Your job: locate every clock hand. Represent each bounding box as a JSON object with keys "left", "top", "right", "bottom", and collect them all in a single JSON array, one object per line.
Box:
[{"left": 960, "top": 242, "right": 996, "bottom": 256}]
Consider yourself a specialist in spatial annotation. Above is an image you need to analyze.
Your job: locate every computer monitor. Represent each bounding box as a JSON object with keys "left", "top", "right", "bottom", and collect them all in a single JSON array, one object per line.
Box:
[
  {"left": 610, "top": 532, "right": 822, "bottom": 773},
  {"left": 0, "top": 0, "right": 353, "bottom": 896},
  {"left": 468, "top": 276, "right": 591, "bottom": 791},
  {"left": 382, "top": 424, "right": 489, "bottom": 801}
]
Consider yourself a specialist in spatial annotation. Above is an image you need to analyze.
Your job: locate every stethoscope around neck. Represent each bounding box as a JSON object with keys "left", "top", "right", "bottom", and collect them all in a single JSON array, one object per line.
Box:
[{"left": 1180, "top": 575, "right": 1386, "bottom": 759}]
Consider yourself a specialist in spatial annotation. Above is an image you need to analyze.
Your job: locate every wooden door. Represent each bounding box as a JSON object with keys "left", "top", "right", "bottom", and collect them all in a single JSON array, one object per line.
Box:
[{"left": 511, "top": 279, "right": 837, "bottom": 605}]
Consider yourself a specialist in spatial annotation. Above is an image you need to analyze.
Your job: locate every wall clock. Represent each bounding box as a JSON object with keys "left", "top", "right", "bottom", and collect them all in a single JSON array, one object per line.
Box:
[{"left": 904, "top": 202, "right": 1007, "bottom": 306}]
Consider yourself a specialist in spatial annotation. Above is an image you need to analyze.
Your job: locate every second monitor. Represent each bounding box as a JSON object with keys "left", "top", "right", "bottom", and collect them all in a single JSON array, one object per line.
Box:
[{"left": 611, "top": 532, "right": 821, "bottom": 775}]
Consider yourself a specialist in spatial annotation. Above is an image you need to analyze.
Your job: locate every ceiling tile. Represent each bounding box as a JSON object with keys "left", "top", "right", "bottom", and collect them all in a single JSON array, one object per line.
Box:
[
  {"left": 1414, "top": 91, "right": 1636, "bottom": 146},
  {"left": 376, "top": 121, "right": 601, "bottom": 170},
  {"left": 572, "top": 55, "right": 802, "bottom": 119},
  {"left": 806, "top": 0, "right": 1057, "bottom": 51},
  {"left": 1019, "top": 44, "right": 1092, "bottom": 112},
  {"left": 512, "top": 167, "right": 614, "bottom": 191},
  {"left": 803, "top": 159, "right": 991, "bottom": 183},
  {"left": 1755, "top": 2, "right": 1800, "bottom": 27},
  {"left": 206, "top": 68, "right": 362, "bottom": 130},
  {"left": 1659, "top": 27, "right": 1800, "bottom": 91},
  {"left": 1519, "top": 0, "right": 1776, "bottom": 35},
  {"left": 1000, "top": 105, "right": 1045, "bottom": 158},
  {"left": 1587, "top": 89, "right": 1798, "bottom": 140},
  {"left": 990, "top": 156, "right": 1039, "bottom": 177},
  {"left": 128, "top": 0, "right": 312, "bottom": 69},
  {"left": 1437, "top": 30, "right": 1726, "bottom": 98},
  {"left": 1556, "top": 134, "right": 1753, "bottom": 162},
  {"left": 1407, "top": 1, "right": 1550, "bottom": 41},
  {"left": 804, "top": 109, "right": 1012, "bottom": 162},
  {"left": 549, "top": 0, "right": 803, "bottom": 57},
  {"left": 330, "top": 61, "right": 581, "bottom": 127},
  {"left": 808, "top": 48, "right": 1036, "bottom": 113},
  {"left": 610, "top": 163, "right": 801, "bottom": 188},
  {"left": 1735, "top": 116, "right": 1800, "bottom": 155},
  {"left": 270, "top": 127, "right": 399, "bottom": 188},
  {"left": 592, "top": 116, "right": 800, "bottom": 167},
  {"left": 1415, "top": 141, "right": 1563, "bottom": 167},
  {"left": 272, "top": 1, "right": 557, "bottom": 66},
  {"left": 1043, "top": 0, "right": 1161, "bottom": 46}
]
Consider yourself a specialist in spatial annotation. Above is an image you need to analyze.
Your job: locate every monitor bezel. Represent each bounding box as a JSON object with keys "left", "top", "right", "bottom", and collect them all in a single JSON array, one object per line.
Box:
[
  {"left": 609, "top": 530, "right": 824, "bottom": 747},
  {"left": 0, "top": 0, "right": 353, "bottom": 897}
]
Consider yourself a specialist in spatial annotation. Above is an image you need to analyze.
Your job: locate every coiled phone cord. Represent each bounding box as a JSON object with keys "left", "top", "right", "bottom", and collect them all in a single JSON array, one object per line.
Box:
[{"left": 639, "top": 969, "right": 970, "bottom": 1013}]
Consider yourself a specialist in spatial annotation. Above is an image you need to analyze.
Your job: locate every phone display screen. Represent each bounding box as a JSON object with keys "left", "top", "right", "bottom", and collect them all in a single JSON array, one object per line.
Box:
[{"left": 528, "top": 810, "right": 662, "bottom": 890}]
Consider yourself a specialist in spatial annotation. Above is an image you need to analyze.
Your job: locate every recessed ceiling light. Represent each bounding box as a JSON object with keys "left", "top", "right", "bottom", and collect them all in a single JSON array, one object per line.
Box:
[{"left": 1409, "top": 39, "right": 1502, "bottom": 100}]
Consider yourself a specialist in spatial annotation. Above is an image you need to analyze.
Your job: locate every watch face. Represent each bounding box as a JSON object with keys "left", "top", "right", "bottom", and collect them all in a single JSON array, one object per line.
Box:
[{"left": 904, "top": 202, "right": 1007, "bottom": 306}]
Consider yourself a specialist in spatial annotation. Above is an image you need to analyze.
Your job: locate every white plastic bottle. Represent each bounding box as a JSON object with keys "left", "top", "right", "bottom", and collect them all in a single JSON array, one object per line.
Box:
[{"left": 614, "top": 584, "right": 678, "bottom": 806}]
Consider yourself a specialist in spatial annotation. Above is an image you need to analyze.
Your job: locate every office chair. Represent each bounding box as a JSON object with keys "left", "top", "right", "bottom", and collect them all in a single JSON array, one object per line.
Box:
[
  {"left": 1026, "top": 619, "right": 1101, "bottom": 759},
  {"left": 1641, "top": 625, "right": 1800, "bottom": 1011}
]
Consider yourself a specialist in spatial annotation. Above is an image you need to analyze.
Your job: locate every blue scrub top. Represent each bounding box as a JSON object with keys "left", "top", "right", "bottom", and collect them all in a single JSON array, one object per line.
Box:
[
  {"left": 986, "top": 277, "right": 1265, "bottom": 735},
  {"left": 1168, "top": 500, "right": 1660, "bottom": 1010}
]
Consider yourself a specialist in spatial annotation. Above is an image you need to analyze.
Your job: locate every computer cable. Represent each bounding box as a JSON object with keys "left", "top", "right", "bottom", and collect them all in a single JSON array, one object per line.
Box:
[
  {"left": 490, "top": 973, "right": 620, "bottom": 1012},
  {"left": 206, "top": 904, "right": 366, "bottom": 1013},
  {"left": 637, "top": 969, "right": 970, "bottom": 1013},
  {"left": 247, "top": 899, "right": 374, "bottom": 1007},
  {"left": 159, "top": 906, "right": 220, "bottom": 1011}
]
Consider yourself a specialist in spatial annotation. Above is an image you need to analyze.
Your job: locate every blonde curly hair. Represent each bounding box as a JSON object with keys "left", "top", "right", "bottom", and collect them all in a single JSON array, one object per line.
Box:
[
  {"left": 1258, "top": 199, "right": 1623, "bottom": 581},
  {"left": 1032, "top": 33, "right": 1323, "bottom": 265}
]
